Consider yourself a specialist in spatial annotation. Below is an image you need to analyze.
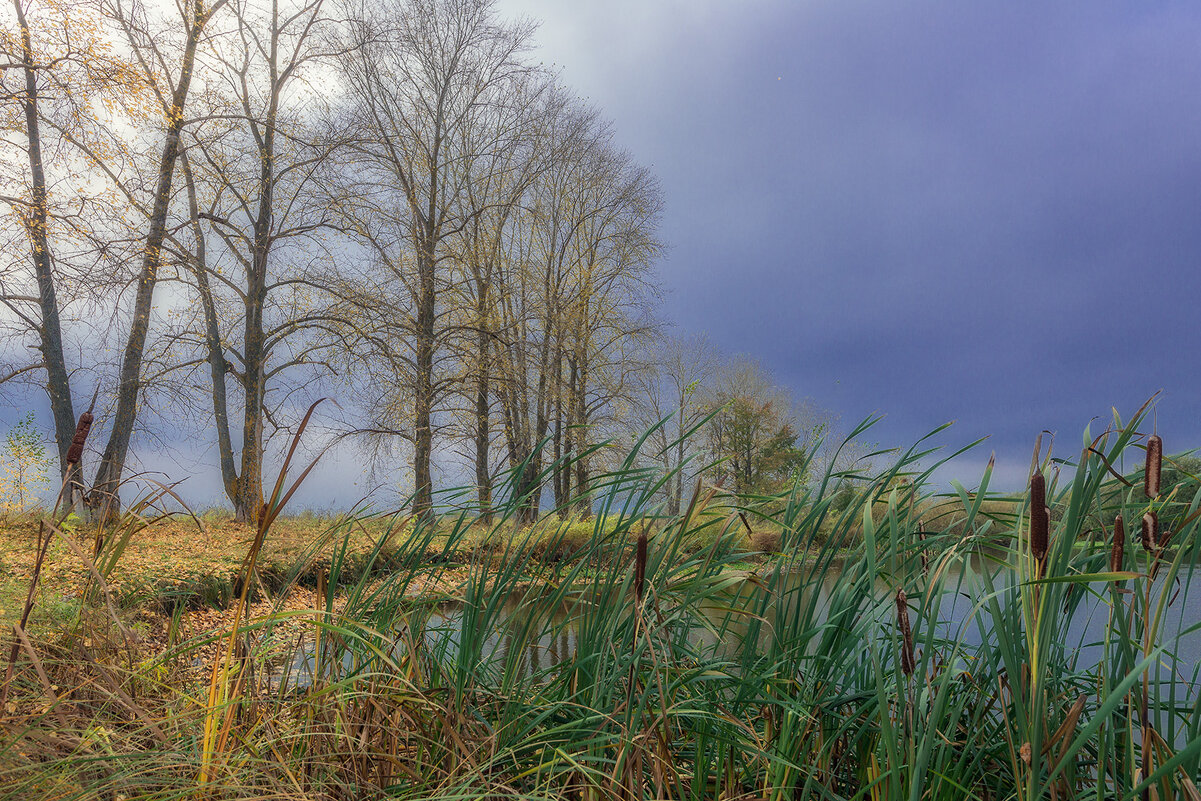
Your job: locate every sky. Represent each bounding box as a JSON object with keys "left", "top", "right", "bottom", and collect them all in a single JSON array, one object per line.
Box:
[
  {"left": 493, "top": 0, "right": 1201, "bottom": 489},
  {"left": 5, "top": 0, "right": 1201, "bottom": 508}
]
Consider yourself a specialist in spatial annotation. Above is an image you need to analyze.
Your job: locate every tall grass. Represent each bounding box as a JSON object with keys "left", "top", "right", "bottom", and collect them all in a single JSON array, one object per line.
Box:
[{"left": 1, "top": 403, "right": 1200, "bottom": 799}]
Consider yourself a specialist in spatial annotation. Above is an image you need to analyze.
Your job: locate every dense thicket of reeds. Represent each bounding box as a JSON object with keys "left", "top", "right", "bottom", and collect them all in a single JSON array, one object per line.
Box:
[{"left": 1, "top": 405, "right": 1200, "bottom": 799}]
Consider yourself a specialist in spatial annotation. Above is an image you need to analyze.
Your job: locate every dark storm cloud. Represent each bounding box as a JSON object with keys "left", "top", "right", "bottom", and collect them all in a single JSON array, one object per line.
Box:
[
  {"left": 7, "top": 1, "right": 1195, "bottom": 507},
  {"left": 504, "top": 0, "right": 1201, "bottom": 484}
]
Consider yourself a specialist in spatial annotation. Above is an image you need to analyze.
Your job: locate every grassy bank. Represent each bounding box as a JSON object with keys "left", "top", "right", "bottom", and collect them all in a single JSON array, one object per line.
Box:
[
  {"left": 1, "top": 409, "right": 1199, "bottom": 799},
  {"left": 0, "top": 506, "right": 791, "bottom": 631}
]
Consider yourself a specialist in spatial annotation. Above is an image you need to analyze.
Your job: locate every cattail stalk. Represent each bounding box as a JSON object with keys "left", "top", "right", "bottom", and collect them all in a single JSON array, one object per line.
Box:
[
  {"left": 624, "top": 530, "right": 651, "bottom": 767},
  {"left": 1030, "top": 471, "right": 1049, "bottom": 578},
  {"left": 634, "top": 531, "right": 648, "bottom": 604},
  {"left": 896, "top": 589, "right": 915, "bottom": 676},
  {"left": 1110, "top": 515, "right": 1125, "bottom": 573},
  {"left": 1145, "top": 435, "right": 1162, "bottom": 499}
]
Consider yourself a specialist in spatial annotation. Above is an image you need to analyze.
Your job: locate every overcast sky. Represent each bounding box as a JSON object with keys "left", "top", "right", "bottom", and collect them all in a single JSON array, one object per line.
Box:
[
  {"left": 6, "top": 0, "right": 1199, "bottom": 508},
  {"left": 492, "top": 0, "right": 1201, "bottom": 489}
]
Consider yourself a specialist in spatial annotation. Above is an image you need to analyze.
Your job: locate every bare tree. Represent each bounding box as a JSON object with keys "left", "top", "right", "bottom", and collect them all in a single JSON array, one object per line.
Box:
[
  {"left": 338, "top": 0, "right": 534, "bottom": 515},
  {"left": 444, "top": 77, "right": 553, "bottom": 521},
  {"left": 86, "top": 0, "right": 231, "bottom": 516},
  {"left": 165, "top": 0, "right": 345, "bottom": 521},
  {"left": 0, "top": 0, "right": 143, "bottom": 500},
  {"left": 1, "top": 0, "right": 81, "bottom": 492},
  {"left": 557, "top": 149, "right": 662, "bottom": 515},
  {"left": 631, "top": 334, "right": 715, "bottom": 514},
  {"left": 485, "top": 99, "right": 662, "bottom": 521},
  {"left": 487, "top": 100, "right": 596, "bottom": 521},
  {"left": 2, "top": 0, "right": 672, "bottom": 523}
]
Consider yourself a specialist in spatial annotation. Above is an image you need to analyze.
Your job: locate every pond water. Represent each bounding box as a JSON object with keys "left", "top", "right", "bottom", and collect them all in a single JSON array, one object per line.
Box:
[{"left": 276, "top": 554, "right": 1201, "bottom": 699}]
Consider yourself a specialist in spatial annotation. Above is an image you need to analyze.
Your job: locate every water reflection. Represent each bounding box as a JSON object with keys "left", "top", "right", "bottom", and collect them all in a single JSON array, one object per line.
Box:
[{"left": 278, "top": 553, "right": 1201, "bottom": 699}]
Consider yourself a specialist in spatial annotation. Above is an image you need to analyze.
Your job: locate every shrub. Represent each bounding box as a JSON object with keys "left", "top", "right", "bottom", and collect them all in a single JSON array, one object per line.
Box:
[
  {"left": 749, "top": 529, "right": 781, "bottom": 554},
  {"left": 0, "top": 412, "right": 51, "bottom": 518}
]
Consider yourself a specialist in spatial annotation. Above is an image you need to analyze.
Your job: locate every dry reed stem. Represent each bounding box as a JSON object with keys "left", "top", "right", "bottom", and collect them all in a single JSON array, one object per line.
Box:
[
  {"left": 11, "top": 623, "right": 67, "bottom": 727},
  {"left": 198, "top": 399, "right": 328, "bottom": 793},
  {"left": 1, "top": 521, "right": 51, "bottom": 710}
]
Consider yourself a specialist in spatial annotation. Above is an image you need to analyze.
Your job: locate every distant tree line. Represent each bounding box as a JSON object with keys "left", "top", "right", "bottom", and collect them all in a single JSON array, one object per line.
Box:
[{"left": 0, "top": 0, "right": 827, "bottom": 520}]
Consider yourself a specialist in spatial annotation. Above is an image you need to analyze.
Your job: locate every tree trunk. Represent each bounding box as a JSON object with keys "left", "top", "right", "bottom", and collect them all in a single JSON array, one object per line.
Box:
[
  {"left": 235, "top": 275, "right": 266, "bottom": 522},
  {"left": 573, "top": 358, "right": 590, "bottom": 518},
  {"left": 232, "top": 90, "right": 277, "bottom": 524},
  {"left": 670, "top": 389, "right": 686, "bottom": 516},
  {"left": 516, "top": 456, "right": 541, "bottom": 525},
  {"left": 12, "top": 0, "right": 78, "bottom": 502},
  {"left": 475, "top": 323, "right": 492, "bottom": 523},
  {"left": 90, "top": 2, "right": 214, "bottom": 519},
  {"left": 523, "top": 368, "right": 551, "bottom": 524},
  {"left": 563, "top": 356, "right": 578, "bottom": 506},
  {"left": 552, "top": 397, "right": 563, "bottom": 514},
  {"left": 413, "top": 239, "right": 436, "bottom": 518},
  {"left": 552, "top": 349, "right": 566, "bottom": 515},
  {"left": 499, "top": 377, "right": 539, "bottom": 524},
  {"left": 500, "top": 379, "right": 520, "bottom": 481},
  {"left": 181, "top": 154, "right": 238, "bottom": 506}
]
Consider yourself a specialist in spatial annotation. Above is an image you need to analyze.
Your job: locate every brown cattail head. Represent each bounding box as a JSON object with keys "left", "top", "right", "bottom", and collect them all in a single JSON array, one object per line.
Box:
[
  {"left": 1141, "top": 511, "right": 1158, "bottom": 552},
  {"left": 896, "top": 589, "right": 915, "bottom": 676},
  {"left": 65, "top": 410, "right": 94, "bottom": 465},
  {"left": 1030, "top": 471, "right": 1049, "bottom": 575},
  {"left": 634, "top": 531, "right": 648, "bottom": 603},
  {"left": 1110, "top": 514, "right": 1125, "bottom": 573},
  {"left": 1145, "top": 435, "right": 1163, "bottom": 499}
]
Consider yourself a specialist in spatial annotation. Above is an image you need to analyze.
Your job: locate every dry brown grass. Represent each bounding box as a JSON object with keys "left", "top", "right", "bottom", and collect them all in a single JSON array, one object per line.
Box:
[
  {"left": 0, "top": 514, "right": 403, "bottom": 629},
  {"left": 750, "top": 529, "right": 781, "bottom": 554}
]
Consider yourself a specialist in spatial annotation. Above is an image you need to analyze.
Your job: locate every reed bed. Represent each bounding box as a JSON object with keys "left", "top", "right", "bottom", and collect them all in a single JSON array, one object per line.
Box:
[{"left": 1, "top": 404, "right": 1200, "bottom": 799}]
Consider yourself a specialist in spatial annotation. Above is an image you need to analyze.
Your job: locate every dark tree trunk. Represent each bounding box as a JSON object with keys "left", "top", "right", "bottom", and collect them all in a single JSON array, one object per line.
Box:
[
  {"left": 90, "top": 1, "right": 217, "bottom": 518},
  {"left": 573, "top": 357, "right": 590, "bottom": 518},
  {"left": 562, "top": 356, "right": 579, "bottom": 507},
  {"left": 233, "top": 100, "right": 277, "bottom": 524},
  {"left": 552, "top": 399, "right": 563, "bottom": 514},
  {"left": 670, "top": 388, "right": 686, "bottom": 516},
  {"left": 552, "top": 349, "right": 566, "bottom": 515},
  {"left": 235, "top": 262, "right": 267, "bottom": 523},
  {"left": 500, "top": 379, "right": 519, "bottom": 477},
  {"left": 475, "top": 307, "right": 492, "bottom": 523},
  {"left": 522, "top": 358, "right": 552, "bottom": 524},
  {"left": 181, "top": 155, "right": 238, "bottom": 506},
  {"left": 413, "top": 239, "right": 436, "bottom": 518},
  {"left": 516, "top": 456, "right": 541, "bottom": 525},
  {"left": 12, "top": 0, "right": 79, "bottom": 502}
]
